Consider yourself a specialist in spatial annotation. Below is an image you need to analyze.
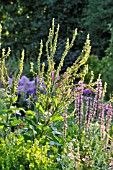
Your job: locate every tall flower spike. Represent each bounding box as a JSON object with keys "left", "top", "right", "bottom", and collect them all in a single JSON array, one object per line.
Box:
[
  {"left": 50, "top": 23, "right": 60, "bottom": 70},
  {"left": 89, "top": 71, "right": 94, "bottom": 83},
  {"left": 13, "top": 50, "right": 25, "bottom": 96},
  {"left": 92, "top": 77, "right": 103, "bottom": 121},
  {"left": 1, "top": 48, "right": 9, "bottom": 87},
  {"left": 75, "top": 81, "right": 84, "bottom": 127},
  {"left": 105, "top": 103, "right": 113, "bottom": 148},
  {"left": 56, "top": 29, "right": 77, "bottom": 78},
  {"left": 37, "top": 39, "right": 43, "bottom": 76},
  {"left": 102, "top": 82, "right": 107, "bottom": 100},
  {"left": 41, "top": 62, "right": 45, "bottom": 78},
  {"left": 46, "top": 18, "right": 56, "bottom": 73},
  {"left": 85, "top": 97, "right": 92, "bottom": 131},
  {"left": 79, "top": 34, "right": 91, "bottom": 66},
  {"left": 65, "top": 34, "right": 91, "bottom": 84},
  {"left": 99, "top": 103, "right": 105, "bottom": 140}
]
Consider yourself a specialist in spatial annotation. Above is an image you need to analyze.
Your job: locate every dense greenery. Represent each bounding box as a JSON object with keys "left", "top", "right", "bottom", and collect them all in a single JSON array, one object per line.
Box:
[
  {"left": 1, "top": 0, "right": 113, "bottom": 59},
  {"left": 1, "top": 0, "right": 113, "bottom": 99},
  {"left": 0, "top": 20, "right": 113, "bottom": 169},
  {"left": 1, "top": 0, "right": 86, "bottom": 59},
  {"left": 82, "top": 0, "right": 113, "bottom": 57}
]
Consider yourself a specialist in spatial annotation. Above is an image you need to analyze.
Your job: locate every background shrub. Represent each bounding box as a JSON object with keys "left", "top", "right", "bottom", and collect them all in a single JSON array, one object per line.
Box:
[{"left": 82, "top": 0, "right": 113, "bottom": 57}]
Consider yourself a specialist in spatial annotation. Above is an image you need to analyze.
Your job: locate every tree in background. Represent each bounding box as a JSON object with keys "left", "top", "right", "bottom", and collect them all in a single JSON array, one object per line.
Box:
[
  {"left": 1, "top": 0, "right": 113, "bottom": 77},
  {"left": 0, "top": 0, "right": 87, "bottom": 71},
  {"left": 82, "top": 0, "right": 113, "bottom": 58}
]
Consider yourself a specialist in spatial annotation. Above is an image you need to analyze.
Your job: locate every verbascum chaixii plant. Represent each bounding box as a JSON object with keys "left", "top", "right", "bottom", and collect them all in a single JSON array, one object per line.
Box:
[
  {"left": 0, "top": 19, "right": 113, "bottom": 170},
  {"left": 0, "top": 18, "right": 94, "bottom": 139}
]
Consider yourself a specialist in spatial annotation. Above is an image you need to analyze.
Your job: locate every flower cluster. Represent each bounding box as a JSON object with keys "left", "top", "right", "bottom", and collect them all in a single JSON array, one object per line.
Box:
[{"left": 8, "top": 75, "right": 46, "bottom": 100}]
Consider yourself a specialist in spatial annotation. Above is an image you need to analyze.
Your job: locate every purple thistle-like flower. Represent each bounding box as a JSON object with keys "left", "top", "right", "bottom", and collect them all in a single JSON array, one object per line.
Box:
[
  {"left": 18, "top": 76, "right": 29, "bottom": 86},
  {"left": 83, "top": 89, "right": 94, "bottom": 95},
  {"left": 27, "top": 80, "right": 35, "bottom": 88},
  {"left": 27, "top": 88, "right": 36, "bottom": 95},
  {"left": 17, "top": 76, "right": 36, "bottom": 97}
]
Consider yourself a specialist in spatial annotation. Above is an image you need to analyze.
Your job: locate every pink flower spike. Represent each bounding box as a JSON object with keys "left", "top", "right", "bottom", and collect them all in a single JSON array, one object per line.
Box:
[
  {"left": 52, "top": 71, "right": 55, "bottom": 82},
  {"left": 56, "top": 74, "right": 60, "bottom": 81},
  {"left": 62, "top": 74, "right": 66, "bottom": 78}
]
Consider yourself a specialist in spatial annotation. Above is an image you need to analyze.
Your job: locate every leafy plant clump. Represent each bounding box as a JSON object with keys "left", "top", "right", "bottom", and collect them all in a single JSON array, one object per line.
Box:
[{"left": 0, "top": 19, "right": 113, "bottom": 169}]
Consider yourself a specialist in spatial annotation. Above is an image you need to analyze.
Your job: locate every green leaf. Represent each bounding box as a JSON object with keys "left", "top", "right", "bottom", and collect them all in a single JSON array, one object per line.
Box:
[
  {"left": 10, "top": 118, "right": 22, "bottom": 126},
  {"left": 50, "top": 115, "right": 63, "bottom": 122},
  {"left": 53, "top": 97, "right": 59, "bottom": 107},
  {"left": 26, "top": 110, "right": 35, "bottom": 118},
  {"left": 12, "top": 96, "right": 18, "bottom": 103},
  {"left": 36, "top": 102, "right": 45, "bottom": 114},
  {"left": 1, "top": 107, "right": 25, "bottom": 114}
]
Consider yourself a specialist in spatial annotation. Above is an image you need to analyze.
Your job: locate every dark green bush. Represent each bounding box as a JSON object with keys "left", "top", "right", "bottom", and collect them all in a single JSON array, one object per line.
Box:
[
  {"left": 85, "top": 54, "right": 113, "bottom": 99},
  {"left": 82, "top": 0, "right": 113, "bottom": 57},
  {"left": 1, "top": 0, "right": 87, "bottom": 76}
]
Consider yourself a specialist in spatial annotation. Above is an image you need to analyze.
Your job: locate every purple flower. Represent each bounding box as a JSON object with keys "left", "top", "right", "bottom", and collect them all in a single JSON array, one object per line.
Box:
[
  {"left": 18, "top": 76, "right": 29, "bottom": 86},
  {"left": 17, "top": 76, "right": 36, "bottom": 96},
  {"left": 27, "top": 87, "right": 36, "bottom": 95},
  {"left": 27, "top": 80, "right": 35, "bottom": 88},
  {"left": 8, "top": 78, "right": 13, "bottom": 86},
  {"left": 35, "top": 76, "right": 40, "bottom": 83},
  {"left": 83, "top": 89, "right": 94, "bottom": 95}
]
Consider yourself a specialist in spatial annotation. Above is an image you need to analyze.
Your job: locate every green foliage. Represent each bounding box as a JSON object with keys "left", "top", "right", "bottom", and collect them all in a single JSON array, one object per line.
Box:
[
  {"left": 0, "top": 134, "right": 59, "bottom": 170},
  {"left": 0, "top": 19, "right": 113, "bottom": 170},
  {"left": 85, "top": 26, "right": 113, "bottom": 99},
  {"left": 85, "top": 54, "right": 113, "bottom": 99},
  {"left": 0, "top": 19, "right": 91, "bottom": 142},
  {"left": 1, "top": 0, "right": 88, "bottom": 77},
  {"left": 60, "top": 123, "right": 112, "bottom": 170},
  {"left": 82, "top": 0, "right": 113, "bottom": 57},
  {"left": 1, "top": 0, "right": 113, "bottom": 69}
]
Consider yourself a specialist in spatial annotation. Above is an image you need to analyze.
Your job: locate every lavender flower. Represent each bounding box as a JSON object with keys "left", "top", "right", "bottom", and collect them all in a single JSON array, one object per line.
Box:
[
  {"left": 99, "top": 103, "right": 105, "bottom": 140},
  {"left": 8, "top": 78, "right": 13, "bottom": 87},
  {"left": 85, "top": 97, "right": 92, "bottom": 130},
  {"left": 83, "top": 89, "right": 94, "bottom": 95},
  {"left": 92, "top": 78, "right": 103, "bottom": 120},
  {"left": 35, "top": 76, "right": 40, "bottom": 83},
  {"left": 105, "top": 103, "right": 113, "bottom": 147},
  {"left": 17, "top": 76, "right": 35, "bottom": 96},
  {"left": 75, "top": 81, "right": 84, "bottom": 126},
  {"left": 18, "top": 76, "right": 29, "bottom": 86}
]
